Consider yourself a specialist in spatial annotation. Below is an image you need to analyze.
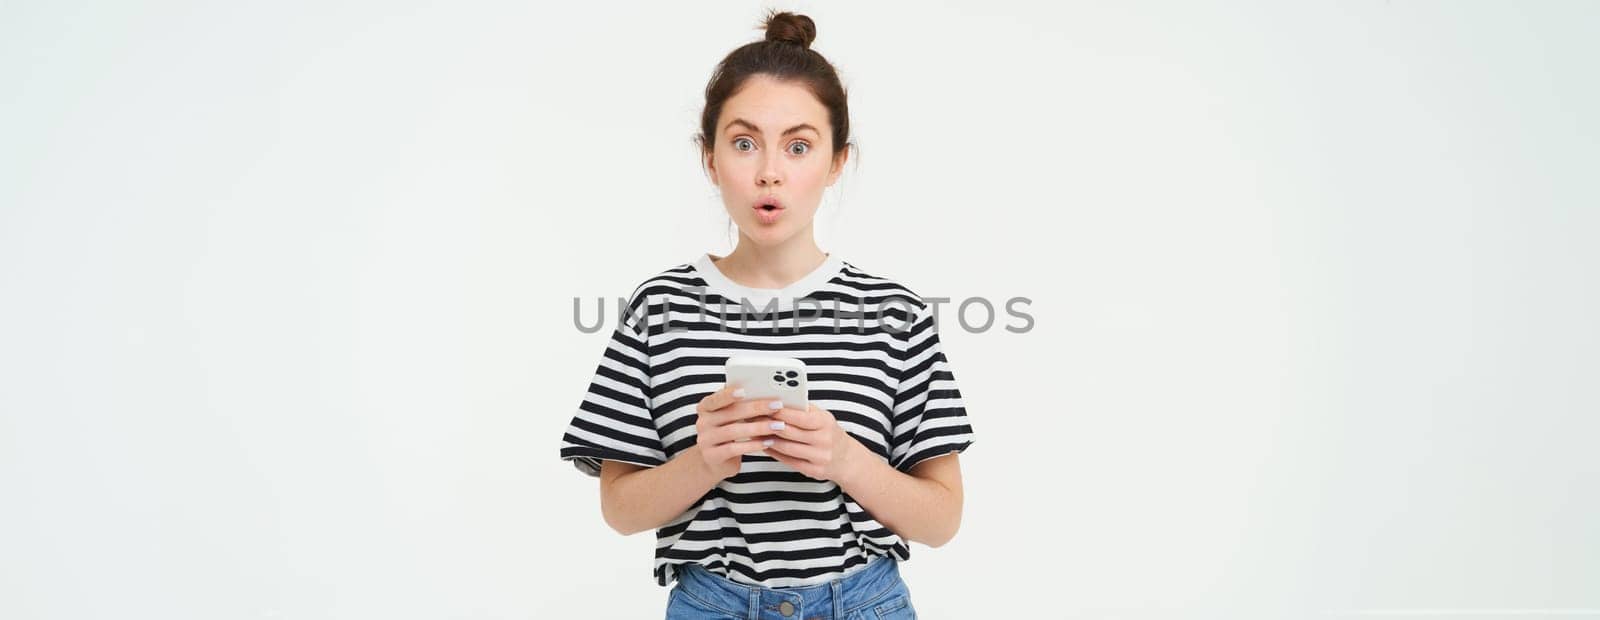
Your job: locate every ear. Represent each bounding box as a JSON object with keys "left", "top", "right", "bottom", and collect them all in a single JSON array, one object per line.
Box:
[
  {"left": 703, "top": 149, "right": 719, "bottom": 187},
  {"left": 825, "top": 146, "right": 849, "bottom": 186}
]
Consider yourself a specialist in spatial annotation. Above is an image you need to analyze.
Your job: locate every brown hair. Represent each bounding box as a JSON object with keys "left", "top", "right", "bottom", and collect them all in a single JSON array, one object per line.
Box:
[{"left": 697, "top": 10, "right": 852, "bottom": 164}]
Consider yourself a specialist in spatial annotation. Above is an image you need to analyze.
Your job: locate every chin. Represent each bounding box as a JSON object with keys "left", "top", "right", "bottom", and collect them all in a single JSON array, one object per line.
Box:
[{"left": 742, "top": 229, "right": 791, "bottom": 246}]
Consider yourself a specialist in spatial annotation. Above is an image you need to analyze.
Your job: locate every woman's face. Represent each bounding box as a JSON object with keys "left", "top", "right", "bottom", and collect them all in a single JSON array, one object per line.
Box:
[{"left": 705, "top": 74, "right": 847, "bottom": 247}]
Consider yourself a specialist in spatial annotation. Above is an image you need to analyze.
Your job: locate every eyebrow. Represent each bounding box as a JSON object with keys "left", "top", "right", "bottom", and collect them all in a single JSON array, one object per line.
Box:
[{"left": 723, "top": 118, "right": 820, "bottom": 138}]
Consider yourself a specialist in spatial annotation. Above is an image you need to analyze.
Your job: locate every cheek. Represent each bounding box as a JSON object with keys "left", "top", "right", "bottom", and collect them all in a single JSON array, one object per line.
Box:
[
  {"left": 714, "top": 150, "right": 752, "bottom": 178},
  {"left": 795, "top": 161, "right": 833, "bottom": 191}
]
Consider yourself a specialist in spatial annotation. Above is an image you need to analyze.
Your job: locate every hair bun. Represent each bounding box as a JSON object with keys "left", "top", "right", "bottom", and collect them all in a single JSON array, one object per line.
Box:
[{"left": 762, "top": 11, "right": 816, "bottom": 49}]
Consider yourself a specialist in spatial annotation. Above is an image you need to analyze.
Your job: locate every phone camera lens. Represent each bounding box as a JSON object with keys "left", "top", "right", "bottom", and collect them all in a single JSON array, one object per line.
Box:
[
  {"left": 786, "top": 380, "right": 798, "bottom": 387},
  {"left": 785, "top": 371, "right": 797, "bottom": 378}
]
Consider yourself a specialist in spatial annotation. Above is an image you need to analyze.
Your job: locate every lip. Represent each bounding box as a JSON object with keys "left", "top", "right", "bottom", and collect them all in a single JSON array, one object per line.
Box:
[
  {"left": 753, "top": 202, "right": 785, "bottom": 225},
  {"left": 753, "top": 196, "right": 785, "bottom": 224}
]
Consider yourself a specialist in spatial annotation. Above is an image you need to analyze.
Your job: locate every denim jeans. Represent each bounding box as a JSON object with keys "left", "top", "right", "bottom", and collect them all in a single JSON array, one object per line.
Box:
[{"left": 665, "top": 555, "right": 918, "bottom": 620}]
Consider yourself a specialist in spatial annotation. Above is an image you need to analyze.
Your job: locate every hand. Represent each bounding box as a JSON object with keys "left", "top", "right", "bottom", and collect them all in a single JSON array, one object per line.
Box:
[
  {"left": 693, "top": 384, "right": 783, "bottom": 480},
  {"left": 762, "top": 403, "right": 863, "bottom": 483}
]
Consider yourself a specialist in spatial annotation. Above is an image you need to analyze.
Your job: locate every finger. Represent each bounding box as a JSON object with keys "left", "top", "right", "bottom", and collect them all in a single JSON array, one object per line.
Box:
[
  {"left": 763, "top": 418, "right": 810, "bottom": 442},
  {"left": 764, "top": 437, "right": 826, "bottom": 463},
  {"left": 711, "top": 398, "right": 783, "bottom": 426},
  {"left": 697, "top": 384, "right": 741, "bottom": 414},
  {"left": 710, "top": 416, "right": 782, "bottom": 446},
  {"left": 764, "top": 445, "right": 821, "bottom": 478},
  {"left": 701, "top": 413, "right": 775, "bottom": 445},
  {"left": 710, "top": 438, "right": 771, "bottom": 462},
  {"left": 772, "top": 403, "right": 825, "bottom": 430}
]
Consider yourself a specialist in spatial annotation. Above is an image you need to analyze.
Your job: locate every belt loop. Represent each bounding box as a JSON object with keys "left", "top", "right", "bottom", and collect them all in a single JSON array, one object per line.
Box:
[
  {"left": 831, "top": 577, "right": 843, "bottom": 618},
  {"left": 750, "top": 587, "right": 760, "bottom": 619}
]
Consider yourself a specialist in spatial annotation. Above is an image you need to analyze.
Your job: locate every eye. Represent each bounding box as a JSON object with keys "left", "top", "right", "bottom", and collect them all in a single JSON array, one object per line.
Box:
[
  {"left": 788, "top": 141, "right": 810, "bottom": 156},
  {"left": 733, "top": 137, "right": 755, "bottom": 151}
]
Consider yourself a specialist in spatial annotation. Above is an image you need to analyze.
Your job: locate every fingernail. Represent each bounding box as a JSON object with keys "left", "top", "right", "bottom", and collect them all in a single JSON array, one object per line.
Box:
[
  {"left": 763, "top": 438, "right": 775, "bottom": 447},
  {"left": 769, "top": 421, "right": 785, "bottom": 431},
  {"left": 767, "top": 401, "right": 783, "bottom": 410},
  {"left": 732, "top": 388, "right": 746, "bottom": 399}
]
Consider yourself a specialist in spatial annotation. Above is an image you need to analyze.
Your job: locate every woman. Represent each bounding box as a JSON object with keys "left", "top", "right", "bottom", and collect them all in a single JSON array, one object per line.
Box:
[{"left": 559, "top": 11, "right": 976, "bottom": 619}]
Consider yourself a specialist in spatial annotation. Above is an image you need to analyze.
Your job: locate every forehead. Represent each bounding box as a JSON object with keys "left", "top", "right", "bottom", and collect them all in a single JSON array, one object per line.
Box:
[{"left": 719, "top": 74, "right": 829, "bottom": 135}]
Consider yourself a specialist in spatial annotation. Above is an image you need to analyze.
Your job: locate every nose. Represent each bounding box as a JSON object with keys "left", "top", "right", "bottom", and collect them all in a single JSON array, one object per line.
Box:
[{"left": 757, "top": 153, "right": 782, "bottom": 187}]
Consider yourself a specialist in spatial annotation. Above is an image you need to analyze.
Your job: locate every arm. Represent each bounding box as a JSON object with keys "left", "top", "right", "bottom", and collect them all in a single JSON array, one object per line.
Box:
[
  {"left": 599, "top": 387, "right": 789, "bottom": 536},
  {"left": 761, "top": 404, "right": 967, "bottom": 548},
  {"left": 835, "top": 442, "right": 965, "bottom": 548},
  {"left": 599, "top": 445, "right": 722, "bottom": 536}
]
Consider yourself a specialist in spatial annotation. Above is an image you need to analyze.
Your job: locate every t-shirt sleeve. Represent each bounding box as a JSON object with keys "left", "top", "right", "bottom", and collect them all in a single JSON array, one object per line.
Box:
[
  {"left": 888, "top": 302, "right": 976, "bottom": 473},
  {"left": 558, "top": 289, "right": 667, "bottom": 478}
]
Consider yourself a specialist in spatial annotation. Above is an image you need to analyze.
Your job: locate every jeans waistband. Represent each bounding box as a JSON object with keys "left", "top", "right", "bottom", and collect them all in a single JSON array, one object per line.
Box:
[{"left": 673, "top": 554, "right": 903, "bottom": 619}]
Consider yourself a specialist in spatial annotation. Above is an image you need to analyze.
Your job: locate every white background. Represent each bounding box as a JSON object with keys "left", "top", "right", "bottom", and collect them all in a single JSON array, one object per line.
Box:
[{"left": 2, "top": 1, "right": 1596, "bottom": 618}]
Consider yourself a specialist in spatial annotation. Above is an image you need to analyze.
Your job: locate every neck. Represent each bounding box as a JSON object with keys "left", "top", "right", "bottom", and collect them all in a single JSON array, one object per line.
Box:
[{"left": 715, "top": 228, "right": 827, "bottom": 290}]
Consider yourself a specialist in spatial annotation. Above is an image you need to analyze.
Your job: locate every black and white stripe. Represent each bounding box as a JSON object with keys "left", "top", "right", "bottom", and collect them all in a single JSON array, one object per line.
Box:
[{"left": 559, "top": 255, "right": 975, "bottom": 588}]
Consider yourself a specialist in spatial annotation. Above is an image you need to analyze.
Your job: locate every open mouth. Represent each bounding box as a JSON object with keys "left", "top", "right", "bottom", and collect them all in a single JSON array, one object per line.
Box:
[{"left": 753, "top": 198, "right": 784, "bottom": 223}]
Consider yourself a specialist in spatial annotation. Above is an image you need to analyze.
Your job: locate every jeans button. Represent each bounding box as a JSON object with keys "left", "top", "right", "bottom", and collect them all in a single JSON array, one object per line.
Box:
[{"left": 778, "top": 600, "right": 794, "bottom": 617}]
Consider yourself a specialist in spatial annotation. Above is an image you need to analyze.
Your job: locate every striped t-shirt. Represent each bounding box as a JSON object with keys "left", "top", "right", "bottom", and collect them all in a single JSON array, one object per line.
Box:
[{"left": 559, "top": 252, "right": 976, "bottom": 588}]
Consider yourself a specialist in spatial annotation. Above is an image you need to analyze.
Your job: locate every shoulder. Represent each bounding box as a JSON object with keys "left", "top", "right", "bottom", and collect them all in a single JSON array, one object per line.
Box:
[
  {"left": 621, "top": 262, "right": 704, "bottom": 306},
  {"left": 835, "top": 260, "right": 930, "bottom": 314},
  {"left": 603, "top": 263, "right": 703, "bottom": 337}
]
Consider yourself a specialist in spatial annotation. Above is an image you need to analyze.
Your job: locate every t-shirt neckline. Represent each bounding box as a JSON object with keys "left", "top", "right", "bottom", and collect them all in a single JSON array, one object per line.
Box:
[{"left": 693, "top": 252, "right": 843, "bottom": 305}]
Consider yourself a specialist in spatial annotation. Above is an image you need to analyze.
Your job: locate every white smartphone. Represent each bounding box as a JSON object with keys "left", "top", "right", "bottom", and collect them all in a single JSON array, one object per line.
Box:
[{"left": 724, "top": 356, "right": 808, "bottom": 456}]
